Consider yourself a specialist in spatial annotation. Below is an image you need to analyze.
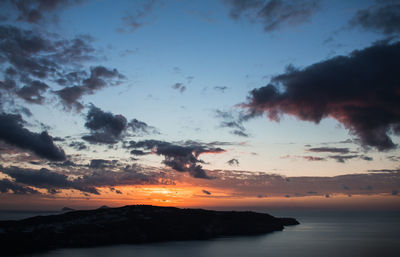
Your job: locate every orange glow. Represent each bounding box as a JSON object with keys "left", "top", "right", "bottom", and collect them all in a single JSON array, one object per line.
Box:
[{"left": 1, "top": 181, "right": 400, "bottom": 211}]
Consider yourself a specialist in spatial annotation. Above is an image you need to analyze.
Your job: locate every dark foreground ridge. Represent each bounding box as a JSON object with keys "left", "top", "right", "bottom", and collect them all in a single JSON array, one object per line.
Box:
[{"left": 0, "top": 205, "right": 299, "bottom": 256}]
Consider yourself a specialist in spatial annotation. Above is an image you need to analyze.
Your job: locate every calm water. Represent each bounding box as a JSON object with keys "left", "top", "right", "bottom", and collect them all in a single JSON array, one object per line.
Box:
[{"left": 3, "top": 210, "right": 400, "bottom": 257}]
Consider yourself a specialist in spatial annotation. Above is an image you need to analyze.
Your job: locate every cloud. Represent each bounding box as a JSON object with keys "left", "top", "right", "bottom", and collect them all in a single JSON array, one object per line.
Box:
[
  {"left": 224, "top": 0, "right": 320, "bottom": 32},
  {"left": 0, "top": 164, "right": 173, "bottom": 195},
  {"left": 198, "top": 169, "right": 400, "bottom": 198},
  {"left": 215, "top": 109, "right": 250, "bottom": 137},
  {"left": 119, "top": 0, "right": 156, "bottom": 32},
  {"left": 55, "top": 66, "right": 125, "bottom": 111},
  {"left": 128, "top": 119, "right": 158, "bottom": 135},
  {"left": 227, "top": 158, "right": 240, "bottom": 166},
  {"left": 1, "top": 166, "right": 99, "bottom": 194},
  {"left": 328, "top": 155, "right": 359, "bottom": 163},
  {"left": 214, "top": 86, "right": 228, "bottom": 93},
  {"left": 303, "top": 156, "right": 325, "bottom": 161},
  {"left": 80, "top": 165, "right": 171, "bottom": 188},
  {"left": 349, "top": 0, "right": 400, "bottom": 35},
  {"left": 16, "top": 80, "right": 49, "bottom": 104},
  {"left": 387, "top": 156, "right": 400, "bottom": 162},
  {"left": 231, "top": 130, "right": 249, "bottom": 137},
  {"left": 130, "top": 149, "right": 148, "bottom": 156},
  {"left": 281, "top": 154, "right": 326, "bottom": 161},
  {"left": 0, "top": 25, "right": 124, "bottom": 112},
  {"left": 89, "top": 159, "right": 116, "bottom": 169},
  {"left": 360, "top": 155, "right": 373, "bottom": 161},
  {"left": 202, "top": 189, "right": 211, "bottom": 195},
  {"left": 307, "top": 147, "right": 350, "bottom": 154},
  {"left": 0, "top": 26, "right": 94, "bottom": 80},
  {"left": 83, "top": 104, "right": 127, "bottom": 144},
  {"left": 305, "top": 148, "right": 372, "bottom": 162},
  {"left": 0, "top": 113, "right": 66, "bottom": 161},
  {"left": 110, "top": 187, "right": 122, "bottom": 194},
  {"left": 82, "top": 105, "right": 155, "bottom": 144},
  {"left": 68, "top": 141, "right": 87, "bottom": 150},
  {"left": 243, "top": 41, "right": 400, "bottom": 151},
  {"left": 368, "top": 168, "right": 400, "bottom": 173},
  {"left": 0, "top": 179, "right": 39, "bottom": 194},
  {"left": 0, "top": 0, "right": 84, "bottom": 24},
  {"left": 172, "top": 83, "right": 186, "bottom": 93},
  {"left": 126, "top": 140, "right": 226, "bottom": 179}
]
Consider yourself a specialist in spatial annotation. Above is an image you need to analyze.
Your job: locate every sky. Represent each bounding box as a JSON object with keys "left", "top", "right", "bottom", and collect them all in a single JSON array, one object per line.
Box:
[{"left": 0, "top": 0, "right": 400, "bottom": 211}]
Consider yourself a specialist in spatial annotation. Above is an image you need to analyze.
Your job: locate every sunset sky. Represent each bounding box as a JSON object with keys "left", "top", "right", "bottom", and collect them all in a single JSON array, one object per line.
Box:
[{"left": 0, "top": 0, "right": 400, "bottom": 211}]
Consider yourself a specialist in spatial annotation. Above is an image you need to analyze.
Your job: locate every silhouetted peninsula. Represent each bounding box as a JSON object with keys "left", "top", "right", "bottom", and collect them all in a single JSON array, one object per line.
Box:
[
  {"left": 0, "top": 205, "right": 299, "bottom": 256},
  {"left": 61, "top": 207, "right": 75, "bottom": 212}
]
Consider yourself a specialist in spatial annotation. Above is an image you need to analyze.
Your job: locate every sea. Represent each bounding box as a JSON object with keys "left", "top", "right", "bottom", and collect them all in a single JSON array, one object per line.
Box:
[{"left": 1, "top": 210, "right": 399, "bottom": 257}]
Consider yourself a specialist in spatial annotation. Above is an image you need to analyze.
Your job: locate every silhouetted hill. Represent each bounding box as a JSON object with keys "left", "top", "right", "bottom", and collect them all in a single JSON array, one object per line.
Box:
[
  {"left": 61, "top": 207, "right": 75, "bottom": 212},
  {"left": 0, "top": 205, "right": 299, "bottom": 256}
]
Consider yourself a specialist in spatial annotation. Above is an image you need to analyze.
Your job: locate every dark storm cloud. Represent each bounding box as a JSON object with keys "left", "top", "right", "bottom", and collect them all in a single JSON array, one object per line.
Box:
[
  {"left": 0, "top": 0, "right": 84, "bottom": 24},
  {"left": 307, "top": 147, "right": 350, "bottom": 154},
  {"left": 0, "top": 113, "right": 66, "bottom": 161},
  {"left": 224, "top": 0, "right": 320, "bottom": 32},
  {"left": 243, "top": 41, "right": 400, "bottom": 151},
  {"left": 82, "top": 105, "right": 155, "bottom": 144},
  {"left": 0, "top": 179, "right": 39, "bottom": 194},
  {"left": 126, "top": 140, "right": 226, "bottom": 179},
  {"left": 349, "top": 0, "right": 400, "bottom": 35},
  {"left": 172, "top": 83, "right": 186, "bottom": 93},
  {"left": 227, "top": 158, "right": 239, "bottom": 166}
]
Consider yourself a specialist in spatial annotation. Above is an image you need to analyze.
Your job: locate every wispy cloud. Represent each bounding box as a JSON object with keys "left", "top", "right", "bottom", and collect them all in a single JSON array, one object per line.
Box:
[
  {"left": 223, "top": 0, "right": 320, "bottom": 32},
  {"left": 349, "top": 0, "right": 400, "bottom": 35}
]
